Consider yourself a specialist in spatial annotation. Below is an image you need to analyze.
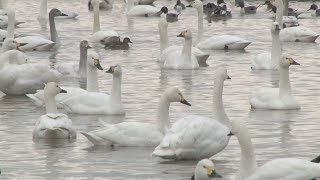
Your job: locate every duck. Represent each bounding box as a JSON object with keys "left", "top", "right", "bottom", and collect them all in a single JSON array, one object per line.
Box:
[
  {"left": 27, "top": 50, "right": 103, "bottom": 107},
  {"left": 174, "top": 0, "right": 186, "bottom": 13},
  {"left": 126, "top": 0, "right": 164, "bottom": 17},
  {"left": 250, "top": 54, "right": 300, "bottom": 110},
  {"left": 152, "top": 67, "right": 231, "bottom": 160},
  {"left": 228, "top": 119, "right": 320, "bottom": 180},
  {"left": 308, "top": 4, "right": 320, "bottom": 16},
  {"left": 238, "top": 0, "right": 260, "bottom": 15},
  {"left": 33, "top": 82, "right": 77, "bottom": 139},
  {"left": 15, "top": 8, "right": 68, "bottom": 51},
  {"left": 206, "top": 4, "right": 232, "bottom": 21},
  {"left": 262, "top": 0, "right": 274, "bottom": 11},
  {"left": 158, "top": 10, "right": 209, "bottom": 66},
  {"left": 81, "top": 87, "right": 191, "bottom": 146},
  {"left": 189, "top": 0, "right": 251, "bottom": 50},
  {"left": 163, "top": 30, "right": 199, "bottom": 70},
  {"left": 104, "top": 37, "right": 132, "bottom": 50},
  {"left": 60, "top": 65, "right": 125, "bottom": 115},
  {"left": 191, "top": 159, "right": 222, "bottom": 180},
  {"left": 90, "top": 0, "right": 119, "bottom": 45},
  {"left": 251, "top": 22, "right": 281, "bottom": 70},
  {"left": 88, "top": 0, "right": 113, "bottom": 10},
  {"left": 38, "top": 0, "right": 78, "bottom": 20}
]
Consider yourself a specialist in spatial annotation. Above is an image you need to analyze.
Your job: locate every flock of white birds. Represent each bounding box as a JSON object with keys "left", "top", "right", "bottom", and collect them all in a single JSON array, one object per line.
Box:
[{"left": 0, "top": 0, "right": 319, "bottom": 179}]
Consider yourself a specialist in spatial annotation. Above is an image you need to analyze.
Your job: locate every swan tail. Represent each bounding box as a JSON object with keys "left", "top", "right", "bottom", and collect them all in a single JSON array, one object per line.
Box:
[
  {"left": 226, "top": 41, "right": 251, "bottom": 50},
  {"left": 196, "top": 55, "right": 210, "bottom": 67},
  {"left": 152, "top": 147, "right": 177, "bottom": 159},
  {"left": 15, "top": 21, "right": 25, "bottom": 27},
  {"left": 81, "top": 132, "right": 111, "bottom": 146},
  {"left": 311, "top": 155, "right": 320, "bottom": 163},
  {"left": 41, "top": 128, "right": 69, "bottom": 139}
]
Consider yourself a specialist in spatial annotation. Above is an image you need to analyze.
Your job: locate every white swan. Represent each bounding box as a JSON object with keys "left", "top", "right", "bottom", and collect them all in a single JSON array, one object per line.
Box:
[
  {"left": 191, "top": 159, "right": 222, "bottom": 180},
  {"left": 158, "top": 10, "right": 210, "bottom": 66},
  {"left": 15, "top": 8, "right": 68, "bottom": 51},
  {"left": 81, "top": 87, "right": 191, "bottom": 146},
  {"left": 250, "top": 54, "right": 300, "bottom": 110},
  {"left": 60, "top": 65, "right": 124, "bottom": 115},
  {"left": 33, "top": 82, "right": 77, "bottom": 139},
  {"left": 27, "top": 51, "right": 103, "bottom": 107},
  {"left": 90, "top": 0, "right": 119, "bottom": 45},
  {"left": 38, "top": 0, "right": 78, "bottom": 20},
  {"left": 228, "top": 119, "right": 320, "bottom": 180},
  {"left": 163, "top": 30, "right": 199, "bottom": 70},
  {"left": 152, "top": 67, "right": 231, "bottom": 160},
  {"left": 126, "top": 0, "right": 162, "bottom": 17},
  {"left": 251, "top": 22, "right": 281, "bottom": 70},
  {"left": 275, "top": 0, "right": 319, "bottom": 42},
  {"left": 2, "top": 38, "right": 27, "bottom": 52},
  {"left": 125, "top": 0, "right": 157, "bottom": 5},
  {"left": 0, "top": 14, "right": 24, "bottom": 29},
  {"left": 190, "top": 0, "right": 251, "bottom": 50}
]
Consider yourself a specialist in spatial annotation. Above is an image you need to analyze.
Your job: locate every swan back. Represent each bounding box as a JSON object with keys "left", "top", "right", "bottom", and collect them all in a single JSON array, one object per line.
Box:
[
  {"left": 0, "top": 50, "right": 27, "bottom": 69},
  {"left": 194, "top": 159, "right": 222, "bottom": 180}
]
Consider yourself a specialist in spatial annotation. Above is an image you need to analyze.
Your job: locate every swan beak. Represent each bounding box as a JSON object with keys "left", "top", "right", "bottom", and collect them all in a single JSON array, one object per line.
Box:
[
  {"left": 60, "top": 89, "right": 67, "bottom": 93},
  {"left": 94, "top": 59, "right": 104, "bottom": 70},
  {"left": 207, "top": 167, "right": 222, "bottom": 178},
  {"left": 106, "top": 66, "right": 115, "bottom": 73},
  {"left": 18, "top": 42, "right": 28, "bottom": 47},
  {"left": 129, "top": 40, "right": 133, "bottom": 43},
  {"left": 186, "top": 4, "right": 192, "bottom": 7},
  {"left": 227, "top": 132, "right": 234, "bottom": 136},
  {"left": 227, "top": 75, "right": 231, "bottom": 80},
  {"left": 177, "top": 31, "right": 186, "bottom": 37},
  {"left": 180, "top": 98, "right": 191, "bottom": 106},
  {"left": 61, "top": 13, "right": 68, "bottom": 17},
  {"left": 288, "top": 58, "right": 300, "bottom": 65}
]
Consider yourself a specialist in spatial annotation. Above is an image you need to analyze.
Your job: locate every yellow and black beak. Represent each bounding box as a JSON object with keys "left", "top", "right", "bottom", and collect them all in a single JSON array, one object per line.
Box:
[
  {"left": 179, "top": 94, "right": 191, "bottom": 106},
  {"left": 288, "top": 57, "right": 300, "bottom": 65},
  {"left": 227, "top": 132, "right": 234, "bottom": 136},
  {"left": 207, "top": 167, "right": 222, "bottom": 178},
  {"left": 106, "top": 66, "right": 115, "bottom": 73},
  {"left": 60, "top": 89, "right": 67, "bottom": 93},
  {"left": 177, "top": 31, "right": 187, "bottom": 37},
  {"left": 227, "top": 75, "right": 231, "bottom": 80},
  {"left": 94, "top": 59, "right": 103, "bottom": 70}
]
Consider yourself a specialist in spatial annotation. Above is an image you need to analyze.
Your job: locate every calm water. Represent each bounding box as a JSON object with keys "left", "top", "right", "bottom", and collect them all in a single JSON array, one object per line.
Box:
[{"left": 0, "top": 0, "right": 320, "bottom": 179}]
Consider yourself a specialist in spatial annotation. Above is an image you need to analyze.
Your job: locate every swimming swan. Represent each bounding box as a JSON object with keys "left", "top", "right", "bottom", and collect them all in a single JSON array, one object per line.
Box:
[
  {"left": 60, "top": 65, "right": 124, "bottom": 115},
  {"left": 251, "top": 22, "right": 281, "bottom": 70},
  {"left": 152, "top": 67, "right": 231, "bottom": 160},
  {"left": 250, "top": 54, "right": 300, "bottom": 110},
  {"left": 191, "top": 159, "right": 222, "bottom": 180},
  {"left": 81, "top": 87, "right": 191, "bottom": 146},
  {"left": 126, "top": 0, "right": 164, "bottom": 17},
  {"left": 163, "top": 30, "right": 199, "bottom": 69},
  {"left": 33, "top": 82, "right": 77, "bottom": 139},
  {"left": 190, "top": 0, "right": 251, "bottom": 50},
  {"left": 228, "top": 119, "right": 320, "bottom": 180}
]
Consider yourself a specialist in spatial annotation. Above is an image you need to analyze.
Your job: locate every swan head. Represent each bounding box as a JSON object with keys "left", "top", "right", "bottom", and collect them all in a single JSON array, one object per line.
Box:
[
  {"left": 309, "top": 4, "right": 318, "bottom": 11},
  {"left": 194, "top": 159, "right": 222, "bottom": 179},
  {"left": 271, "top": 22, "right": 280, "bottom": 33},
  {"left": 187, "top": 0, "right": 203, "bottom": 9},
  {"left": 3, "top": 38, "right": 28, "bottom": 52},
  {"left": 280, "top": 54, "right": 300, "bottom": 68},
  {"left": 160, "top": 6, "right": 168, "bottom": 14},
  {"left": 123, "top": 37, "right": 132, "bottom": 44},
  {"left": 106, "top": 64, "right": 122, "bottom": 77},
  {"left": 177, "top": 30, "right": 192, "bottom": 40},
  {"left": 163, "top": 87, "right": 191, "bottom": 106},
  {"left": 80, "top": 40, "right": 92, "bottom": 49},
  {"left": 49, "top": 8, "right": 68, "bottom": 18},
  {"left": 44, "top": 82, "right": 67, "bottom": 98},
  {"left": 87, "top": 51, "right": 103, "bottom": 70},
  {"left": 6, "top": 8, "right": 14, "bottom": 18},
  {"left": 214, "top": 67, "right": 231, "bottom": 81}
]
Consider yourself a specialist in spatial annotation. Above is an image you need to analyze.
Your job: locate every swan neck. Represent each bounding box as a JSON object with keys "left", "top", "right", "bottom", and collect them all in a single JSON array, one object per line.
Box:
[
  {"left": 93, "top": 2, "right": 101, "bottom": 33},
  {"left": 127, "top": 0, "right": 134, "bottom": 11},
  {"left": 110, "top": 74, "right": 122, "bottom": 103},
  {"left": 38, "top": 0, "right": 48, "bottom": 20},
  {"left": 271, "top": 31, "right": 281, "bottom": 66},
  {"left": 157, "top": 95, "right": 170, "bottom": 134},
  {"left": 87, "top": 65, "right": 99, "bottom": 92},
  {"left": 279, "top": 67, "right": 291, "bottom": 96},
  {"left": 213, "top": 79, "right": 230, "bottom": 127},
  {"left": 181, "top": 38, "right": 192, "bottom": 63},
  {"left": 79, "top": 46, "right": 88, "bottom": 81},
  {"left": 159, "top": 16, "right": 169, "bottom": 53},
  {"left": 7, "top": 10, "right": 15, "bottom": 39},
  {"left": 197, "top": 7, "right": 204, "bottom": 42},
  {"left": 44, "top": 92, "right": 58, "bottom": 114},
  {"left": 49, "top": 14, "right": 58, "bottom": 42},
  {"left": 0, "top": 0, "right": 7, "bottom": 9},
  {"left": 240, "top": 8, "right": 245, "bottom": 15},
  {"left": 283, "top": 0, "right": 289, "bottom": 16},
  {"left": 275, "top": 0, "right": 284, "bottom": 28}
]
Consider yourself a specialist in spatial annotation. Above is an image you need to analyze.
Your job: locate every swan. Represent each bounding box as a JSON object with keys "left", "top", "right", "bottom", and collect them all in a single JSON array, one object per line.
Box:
[
  {"left": 60, "top": 65, "right": 124, "bottom": 115},
  {"left": 190, "top": 0, "right": 251, "bottom": 50},
  {"left": 238, "top": 1, "right": 260, "bottom": 15},
  {"left": 90, "top": 0, "right": 119, "bottom": 45},
  {"left": 88, "top": 0, "right": 113, "bottom": 10},
  {"left": 163, "top": 30, "right": 199, "bottom": 70},
  {"left": 251, "top": 22, "right": 281, "bottom": 70},
  {"left": 191, "top": 159, "right": 222, "bottom": 180},
  {"left": 124, "top": 0, "right": 157, "bottom": 5},
  {"left": 228, "top": 119, "right": 320, "bottom": 180},
  {"left": 27, "top": 50, "right": 103, "bottom": 107},
  {"left": 275, "top": 0, "right": 319, "bottom": 42},
  {"left": 2, "top": 38, "right": 27, "bottom": 52},
  {"left": 81, "top": 87, "right": 191, "bottom": 146},
  {"left": 38, "top": 0, "right": 78, "bottom": 20},
  {"left": 158, "top": 10, "right": 209, "bottom": 66},
  {"left": 0, "top": 14, "right": 24, "bottom": 29},
  {"left": 152, "top": 67, "right": 231, "bottom": 160},
  {"left": 15, "top": 8, "right": 68, "bottom": 51},
  {"left": 126, "top": 0, "right": 164, "bottom": 17},
  {"left": 308, "top": 4, "right": 320, "bottom": 16},
  {"left": 33, "top": 82, "right": 77, "bottom": 139},
  {"left": 250, "top": 54, "right": 300, "bottom": 110}
]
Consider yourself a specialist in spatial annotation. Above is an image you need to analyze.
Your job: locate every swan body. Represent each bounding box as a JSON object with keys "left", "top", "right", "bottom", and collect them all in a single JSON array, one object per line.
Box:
[
  {"left": 127, "top": 0, "right": 161, "bottom": 16},
  {"left": 280, "top": 27, "right": 319, "bottom": 42},
  {"left": 125, "top": 0, "right": 157, "bottom": 5},
  {"left": 33, "top": 82, "right": 76, "bottom": 139},
  {"left": 152, "top": 67, "right": 231, "bottom": 160},
  {"left": 252, "top": 22, "right": 281, "bottom": 70},
  {"left": 192, "top": 159, "right": 222, "bottom": 180},
  {"left": 250, "top": 54, "right": 300, "bottom": 110},
  {"left": 61, "top": 65, "right": 124, "bottom": 115}
]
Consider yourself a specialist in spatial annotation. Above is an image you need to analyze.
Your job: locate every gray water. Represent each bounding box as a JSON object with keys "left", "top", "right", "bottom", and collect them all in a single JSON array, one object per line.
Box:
[{"left": 1, "top": 0, "right": 320, "bottom": 179}]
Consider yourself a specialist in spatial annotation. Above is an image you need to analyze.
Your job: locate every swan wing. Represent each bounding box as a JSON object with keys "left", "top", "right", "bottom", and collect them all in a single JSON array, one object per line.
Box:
[
  {"left": 251, "top": 52, "right": 277, "bottom": 70},
  {"left": 164, "top": 50, "right": 199, "bottom": 69},
  {"left": 280, "top": 27, "right": 319, "bottom": 42},
  {"left": 15, "top": 36, "right": 55, "bottom": 51},
  {"left": 91, "top": 30, "right": 119, "bottom": 43},
  {"left": 196, "top": 35, "right": 251, "bottom": 50},
  {"left": 127, "top": 5, "right": 159, "bottom": 16}
]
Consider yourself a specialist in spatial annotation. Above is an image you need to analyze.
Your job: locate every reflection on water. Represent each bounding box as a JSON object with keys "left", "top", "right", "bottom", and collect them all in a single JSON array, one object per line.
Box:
[{"left": 0, "top": 0, "right": 320, "bottom": 179}]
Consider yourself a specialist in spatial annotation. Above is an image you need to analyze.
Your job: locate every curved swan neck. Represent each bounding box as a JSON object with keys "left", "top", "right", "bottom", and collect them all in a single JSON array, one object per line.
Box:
[
  {"left": 275, "top": 0, "right": 284, "bottom": 28},
  {"left": 49, "top": 13, "right": 58, "bottom": 42},
  {"left": 197, "top": 6, "right": 204, "bottom": 42},
  {"left": 181, "top": 37, "right": 192, "bottom": 64},
  {"left": 93, "top": 0, "right": 101, "bottom": 33},
  {"left": 79, "top": 46, "right": 88, "bottom": 81},
  {"left": 159, "top": 16, "right": 169, "bottom": 53},
  {"left": 213, "top": 79, "right": 230, "bottom": 127},
  {"left": 44, "top": 92, "right": 58, "bottom": 114},
  {"left": 110, "top": 74, "right": 122, "bottom": 102},
  {"left": 127, "top": 0, "right": 134, "bottom": 11},
  {"left": 283, "top": 0, "right": 289, "bottom": 16},
  {"left": 279, "top": 66, "right": 291, "bottom": 96},
  {"left": 271, "top": 31, "right": 281, "bottom": 66},
  {"left": 87, "top": 65, "right": 99, "bottom": 92},
  {"left": 7, "top": 10, "right": 15, "bottom": 39},
  {"left": 38, "top": 0, "right": 48, "bottom": 20},
  {"left": 156, "top": 95, "right": 170, "bottom": 134}
]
